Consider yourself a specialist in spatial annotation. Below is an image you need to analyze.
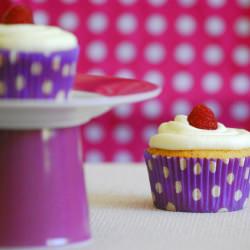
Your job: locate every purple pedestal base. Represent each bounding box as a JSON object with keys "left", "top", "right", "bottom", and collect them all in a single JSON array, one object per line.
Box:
[{"left": 0, "top": 127, "right": 91, "bottom": 248}]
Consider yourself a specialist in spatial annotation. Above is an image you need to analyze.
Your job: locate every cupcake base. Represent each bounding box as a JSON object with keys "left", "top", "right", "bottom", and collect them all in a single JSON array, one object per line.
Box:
[
  {"left": 144, "top": 151, "right": 250, "bottom": 213},
  {"left": 0, "top": 48, "right": 79, "bottom": 100}
]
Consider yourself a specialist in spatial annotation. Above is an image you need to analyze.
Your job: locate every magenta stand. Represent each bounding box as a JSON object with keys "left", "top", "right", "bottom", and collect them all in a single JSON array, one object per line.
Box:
[{"left": 0, "top": 127, "right": 91, "bottom": 249}]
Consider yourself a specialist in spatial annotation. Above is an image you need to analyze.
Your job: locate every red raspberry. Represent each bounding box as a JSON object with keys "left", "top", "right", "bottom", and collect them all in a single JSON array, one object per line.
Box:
[
  {"left": 2, "top": 5, "right": 34, "bottom": 24},
  {"left": 187, "top": 104, "right": 218, "bottom": 130},
  {"left": 0, "top": 1, "right": 12, "bottom": 23}
]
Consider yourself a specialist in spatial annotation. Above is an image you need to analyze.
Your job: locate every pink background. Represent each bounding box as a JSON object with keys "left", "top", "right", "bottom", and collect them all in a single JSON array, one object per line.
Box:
[{"left": 3, "top": 0, "right": 250, "bottom": 162}]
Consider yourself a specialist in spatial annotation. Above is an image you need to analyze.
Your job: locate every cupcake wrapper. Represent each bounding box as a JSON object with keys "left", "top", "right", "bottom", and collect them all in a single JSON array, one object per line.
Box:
[
  {"left": 144, "top": 151, "right": 250, "bottom": 213},
  {"left": 0, "top": 48, "right": 79, "bottom": 99}
]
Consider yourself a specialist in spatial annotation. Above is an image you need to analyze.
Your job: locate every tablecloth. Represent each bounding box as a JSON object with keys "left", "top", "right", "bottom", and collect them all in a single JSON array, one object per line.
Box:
[{"left": 84, "top": 163, "right": 250, "bottom": 250}]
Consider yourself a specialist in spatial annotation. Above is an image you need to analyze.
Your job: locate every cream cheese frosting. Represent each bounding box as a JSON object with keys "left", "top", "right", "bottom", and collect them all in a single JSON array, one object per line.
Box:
[
  {"left": 149, "top": 115, "right": 250, "bottom": 150},
  {"left": 0, "top": 24, "right": 78, "bottom": 52}
]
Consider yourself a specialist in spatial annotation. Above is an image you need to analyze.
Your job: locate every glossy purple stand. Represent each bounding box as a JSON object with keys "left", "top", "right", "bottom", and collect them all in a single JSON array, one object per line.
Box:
[{"left": 0, "top": 127, "right": 91, "bottom": 248}]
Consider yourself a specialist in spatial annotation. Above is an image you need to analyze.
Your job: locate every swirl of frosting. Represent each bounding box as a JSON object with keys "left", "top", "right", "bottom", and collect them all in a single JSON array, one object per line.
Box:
[
  {"left": 0, "top": 24, "right": 78, "bottom": 52},
  {"left": 149, "top": 115, "right": 250, "bottom": 150}
]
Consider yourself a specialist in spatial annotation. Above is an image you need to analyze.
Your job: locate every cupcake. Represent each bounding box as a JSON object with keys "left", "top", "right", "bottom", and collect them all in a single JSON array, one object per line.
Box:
[
  {"left": 144, "top": 104, "right": 250, "bottom": 212},
  {"left": 0, "top": 5, "right": 79, "bottom": 100}
]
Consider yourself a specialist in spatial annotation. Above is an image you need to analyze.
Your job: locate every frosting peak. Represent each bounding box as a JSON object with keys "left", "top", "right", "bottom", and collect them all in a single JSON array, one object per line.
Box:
[{"left": 149, "top": 115, "right": 250, "bottom": 150}]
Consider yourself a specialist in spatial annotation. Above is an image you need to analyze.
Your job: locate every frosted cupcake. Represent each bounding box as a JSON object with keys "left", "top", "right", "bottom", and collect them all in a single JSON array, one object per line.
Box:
[
  {"left": 144, "top": 104, "right": 250, "bottom": 212},
  {"left": 0, "top": 6, "right": 79, "bottom": 99}
]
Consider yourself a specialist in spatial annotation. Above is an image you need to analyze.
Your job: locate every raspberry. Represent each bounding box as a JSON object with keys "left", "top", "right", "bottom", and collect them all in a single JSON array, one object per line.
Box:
[
  {"left": 2, "top": 4, "right": 34, "bottom": 24},
  {"left": 0, "top": 1, "right": 12, "bottom": 23},
  {"left": 187, "top": 104, "right": 218, "bottom": 130}
]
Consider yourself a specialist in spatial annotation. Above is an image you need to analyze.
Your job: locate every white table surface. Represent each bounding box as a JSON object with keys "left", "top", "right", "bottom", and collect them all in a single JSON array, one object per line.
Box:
[{"left": 84, "top": 164, "right": 250, "bottom": 250}]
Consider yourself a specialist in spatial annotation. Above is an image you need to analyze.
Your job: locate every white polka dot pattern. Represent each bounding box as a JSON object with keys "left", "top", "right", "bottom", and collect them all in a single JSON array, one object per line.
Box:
[
  {"left": 179, "top": 158, "right": 187, "bottom": 171},
  {"left": 117, "top": 14, "right": 137, "bottom": 34},
  {"left": 155, "top": 182, "right": 163, "bottom": 194},
  {"left": 31, "top": 62, "right": 43, "bottom": 75},
  {"left": 235, "top": 18, "right": 250, "bottom": 37},
  {"left": 113, "top": 124, "right": 133, "bottom": 144},
  {"left": 218, "top": 208, "right": 228, "bottom": 212},
  {"left": 146, "top": 14, "right": 167, "bottom": 35},
  {"left": 88, "top": 12, "right": 108, "bottom": 34},
  {"left": 178, "top": 0, "right": 196, "bottom": 7},
  {"left": 10, "top": 52, "right": 18, "bottom": 64},
  {"left": 147, "top": 160, "right": 153, "bottom": 171},
  {"left": 28, "top": 1, "right": 250, "bottom": 163},
  {"left": 202, "top": 73, "right": 222, "bottom": 93},
  {"left": 84, "top": 123, "right": 104, "bottom": 143},
  {"left": 211, "top": 185, "right": 221, "bottom": 198},
  {"left": 145, "top": 43, "right": 166, "bottom": 64},
  {"left": 0, "top": 54, "right": 3, "bottom": 67},
  {"left": 15, "top": 75, "right": 25, "bottom": 91},
  {"left": 174, "top": 43, "right": 195, "bottom": 64},
  {"left": 163, "top": 166, "right": 169, "bottom": 178},
  {"left": 203, "top": 45, "right": 224, "bottom": 65},
  {"left": 116, "top": 42, "right": 136, "bottom": 63},
  {"left": 148, "top": 0, "right": 166, "bottom": 7},
  {"left": 234, "top": 190, "right": 243, "bottom": 202},
  {"left": 145, "top": 152, "right": 249, "bottom": 212},
  {"left": 0, "top": 81, "right": 6, "bottom": 96},
  {"left": 113, "top": 150, "right": 133, "bottom": 162},
  {"left": 142, "top": 125, "right": 157, "bottom": 142},
  {"left": 87, "top": 41, "right": 107, "bottom": 62},
  {"left": 52, "top": 56, "right": 61, "bottom": 71},
  {"left": 42, "top": 80, "right": 53, "bottom": 95},
  {"left": 175, "top": 181, "right": 182, "bottom": 194},
  {"left": 209, "top": 161, "right": 217, "bottom": 173},
  {"left": 120, "top": 0, "right": 137, "bottom": 5},
  {"left": 173, "top": 72, "right": 193, "bottom": 92},
  {"left": 231, "top": 74, "right": 250, "bottom": 95},
  {"left": 58, "top": 11, "right": 79, "bottom": 31},
  {"left": 34, "top": 10, "right": 50, "bottom": 25},
  {"left": 239, "top": 158, "right": 245, "bottom": 167},
  {"left": 86, "top": 150, "right": 104, "bottom": 163},
  {"left": 207, "top": 0, "right": 226, "bottom": 8},
  {"left": 192, "top": 188, "right": 202, "bottom": 201},
  {"left": 176, "top": 15, "right": 196, "bottom": 35},
  {"left": 166, "top": 202, "right": 176, "bottom": 211},
  {"left": 141, "top": 100, "right": 163, "bottom": 119},
  {"left": 227, "top": 173, "right": 234, "bottom": 185},
  {"left": 62, "top": 64, "right": 70, "bottom": 77},
  {"left": 233, "top": 46, "right": 250, "bottom": 65},
  {"left": 243, "top": 199, "right": 249, "bottom": 208},
  {"left": 70, "top": 63, "right": 77, "bottom": 76},
  {"left": 114, "top": 104, "right": 133, "bottom": 118},
  {"left": 116, "top": 69, "right": 135, "bottom": 79},
  {"left": 171, "top": 99, "right": 192, "bottom": 115},
  {"left": 193, "top": 162, "right": 202, "bottom": 175},
  {"left": 144, "top": 70, "right": 164, "bottom": 86},
  {"left": 205, "top": 16, "right": 225, "bottom": 36},
  {"left": 204, "top": 100, "right": 221, "bottom": 117},
  {"left": 230, "top": 102, "right": 249, "bottom": 121},
  {"left": 244, "top": 168, "right": 250, "bottom": 180}
]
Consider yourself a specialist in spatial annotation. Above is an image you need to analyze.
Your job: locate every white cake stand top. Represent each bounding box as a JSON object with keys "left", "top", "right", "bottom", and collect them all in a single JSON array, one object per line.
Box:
[{"left": 0, "top": 74, "right": 161, "bottom": 129}]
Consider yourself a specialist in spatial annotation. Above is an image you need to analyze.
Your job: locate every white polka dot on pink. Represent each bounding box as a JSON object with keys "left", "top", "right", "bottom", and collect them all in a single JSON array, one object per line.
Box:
[
  {"left": 117, "top": 14, "right": 137, "bottom": 34},
  {"left": 88, "top": 12, "right": 108, "bottom": 34},
  {"left": 58, "top": 12, "right": 79, "bottom": 31}
]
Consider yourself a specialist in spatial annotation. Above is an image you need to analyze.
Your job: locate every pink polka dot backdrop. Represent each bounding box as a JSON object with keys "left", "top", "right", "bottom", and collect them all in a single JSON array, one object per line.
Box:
[{"left": 25, "top": 0, "right": 250, "bottom": 162}]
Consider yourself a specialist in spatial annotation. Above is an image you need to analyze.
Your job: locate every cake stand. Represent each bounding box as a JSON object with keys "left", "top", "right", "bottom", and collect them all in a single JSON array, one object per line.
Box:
[{"left": 0, "top": 74, "right": 161, "bottom": 250}]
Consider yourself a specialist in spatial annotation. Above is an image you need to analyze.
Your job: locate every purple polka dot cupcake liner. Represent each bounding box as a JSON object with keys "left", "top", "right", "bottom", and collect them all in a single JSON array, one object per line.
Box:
[
  {"left": 144, "top": 151, "right": 250, "bottom": 213},
  {"left": 0, "top": 48, "right": 79, "bottom": 99}
]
